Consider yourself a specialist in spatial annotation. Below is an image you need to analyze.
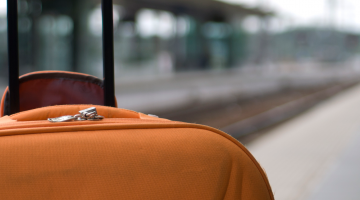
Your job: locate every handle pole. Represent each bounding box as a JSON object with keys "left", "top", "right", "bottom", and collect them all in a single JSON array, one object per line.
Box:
[
  {"left": 102, "top": 0, "right": 116, "bottom": 107},
  {"left": 7, "top": 0, "right": 20, "bottom": 114}
]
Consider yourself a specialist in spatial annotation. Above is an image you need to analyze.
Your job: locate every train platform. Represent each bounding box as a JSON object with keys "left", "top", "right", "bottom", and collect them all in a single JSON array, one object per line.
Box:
[
  {"left": 247, "top": 83, "right": 360, "bottom": 200},
  {"left": 0, "top": 68, "right": 357, "bottom": 115},
  {"left": 113, "top": 68, "right": 358, "bottom": 114}
]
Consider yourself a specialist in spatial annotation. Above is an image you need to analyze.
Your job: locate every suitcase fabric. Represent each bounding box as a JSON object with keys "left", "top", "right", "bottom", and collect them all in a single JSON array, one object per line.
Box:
[
  {"left": 2, "top": 0, "right": 274, "bottom": 199},
  {"left": 0, "top": 105, "right": 274, "bottom": 199}
]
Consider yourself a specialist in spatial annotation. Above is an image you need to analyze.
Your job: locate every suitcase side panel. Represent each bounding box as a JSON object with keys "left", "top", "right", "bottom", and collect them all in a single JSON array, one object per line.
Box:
[
  {"left": 0, "top": 105, "right": 273, "bottom": 199},
  {"left": 0, "top": 127, "right": 273, "bottom": 200}
]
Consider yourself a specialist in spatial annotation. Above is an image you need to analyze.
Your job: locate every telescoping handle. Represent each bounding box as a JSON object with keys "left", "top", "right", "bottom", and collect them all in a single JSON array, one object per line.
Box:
[
  {"left": 6, "top": 0, "right": 116, "bottom": 115},
  {"left": 7, "top": 0, "right": 20, "bottom": 115},
  {"left": 101, "top": 0, "right": 116, "bottom": 108}
]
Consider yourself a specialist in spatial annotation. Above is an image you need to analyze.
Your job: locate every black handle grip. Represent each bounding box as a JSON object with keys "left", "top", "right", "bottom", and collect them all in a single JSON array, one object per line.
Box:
[
  {"left": 102, "top": 0, "right": 116, "bottom": 108},
  {"left": 6, "top": 0, "right": 116, "bottom": 115},
  {"left": 7, "top": 0, "right": 20, "bottom": 114}
]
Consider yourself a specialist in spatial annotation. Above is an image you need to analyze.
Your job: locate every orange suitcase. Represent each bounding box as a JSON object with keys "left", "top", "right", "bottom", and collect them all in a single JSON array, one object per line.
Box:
[
  {"left": 1, "top": 0, "right": 273, "bottom": 199},
  {"left": 0, "top": 105, "right": 274, "bottom": 199}
]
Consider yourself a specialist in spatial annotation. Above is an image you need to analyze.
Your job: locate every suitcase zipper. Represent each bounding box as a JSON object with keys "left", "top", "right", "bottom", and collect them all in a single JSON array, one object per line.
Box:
[{"left": 48, "top": 107, "right": 104, "bottom": 122}]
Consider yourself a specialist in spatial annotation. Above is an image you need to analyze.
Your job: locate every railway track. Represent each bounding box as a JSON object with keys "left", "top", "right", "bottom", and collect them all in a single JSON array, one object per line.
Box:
[{"left": 161, "top": 80, "right": 360, "bottom": 144}]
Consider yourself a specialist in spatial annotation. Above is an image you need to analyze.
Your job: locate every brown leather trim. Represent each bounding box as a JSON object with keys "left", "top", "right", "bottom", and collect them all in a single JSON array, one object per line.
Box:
[
  {"left": 3, "top": 88, "right": 10, "bottom": 116},
  {"left": 19, "top": 71, "right": 103, "bottom": 88},
  {"left": 0, "top": 87, "right": 9, "bottom": 116},
  {"left": 1, "top": 71, "right": 113, "bottom": 116}
]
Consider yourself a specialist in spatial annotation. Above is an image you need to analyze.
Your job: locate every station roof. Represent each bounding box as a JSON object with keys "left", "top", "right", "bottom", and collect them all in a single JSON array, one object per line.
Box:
[
  {"left": 42, "top": 0, "right": 273, "bottom": 20},
  {"left": 116, "top": 0, "right": 273, "bottom": 19}
]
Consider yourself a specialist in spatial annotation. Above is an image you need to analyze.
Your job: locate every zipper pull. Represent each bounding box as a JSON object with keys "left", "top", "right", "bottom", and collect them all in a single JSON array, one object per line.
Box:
[
  {"left": 48, "top": 107, "right": 104, "bottom": 122},
  {"left": 48, "top": 115, "right": 76, "bottom": 122}
]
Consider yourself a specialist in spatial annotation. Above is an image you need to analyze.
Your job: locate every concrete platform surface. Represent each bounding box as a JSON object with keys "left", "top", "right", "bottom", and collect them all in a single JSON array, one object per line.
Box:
[
  {"left": 247, "top": 83, "right": 360, "bottom": 200},
  {"left": 306, "top": 129, "right": 360, "bottom": 200}
]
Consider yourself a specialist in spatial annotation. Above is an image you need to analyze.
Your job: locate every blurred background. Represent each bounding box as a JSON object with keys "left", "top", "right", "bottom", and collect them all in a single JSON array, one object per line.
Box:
[
  {"left": 1, "top": 0, "right": 360, "bottom": 199},
  {"left": 1, "top": 0, "right": 360, "bottom": 77}
]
